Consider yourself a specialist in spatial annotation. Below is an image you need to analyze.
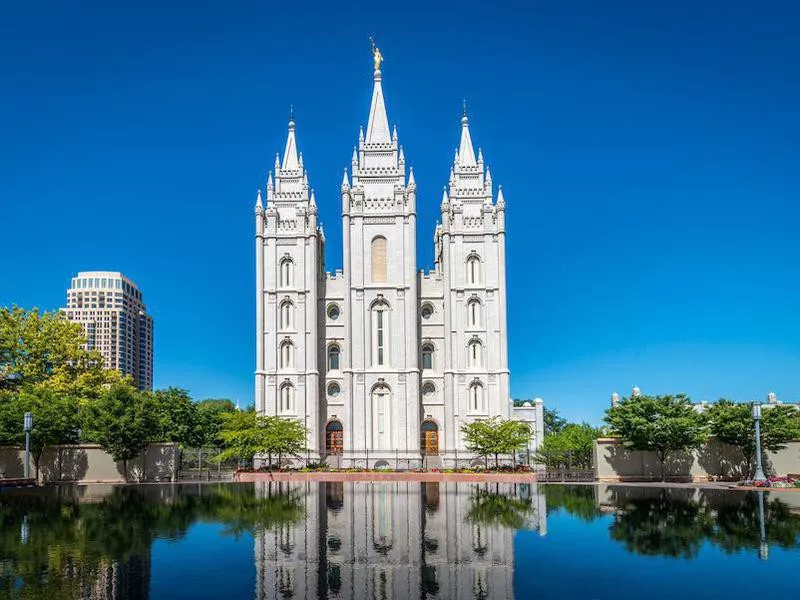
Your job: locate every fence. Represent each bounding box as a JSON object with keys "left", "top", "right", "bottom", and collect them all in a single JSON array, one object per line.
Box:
[{"left": 178, "top": 447, "right": 239, "bottom": 481}]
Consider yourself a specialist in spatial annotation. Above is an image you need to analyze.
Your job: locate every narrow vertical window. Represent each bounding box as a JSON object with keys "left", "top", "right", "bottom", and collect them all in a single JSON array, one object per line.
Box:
[
  {"left": 328, "top": 345, "right": 340, "bottom": 371},
  {"left": 280, "top": 341, "right": 293, "bottom": 370},
  {"left": 371, "top": 236, "right": 387, "bottom": 283},
  {"left": 280, "top": 259, "right": 293, "bottom": 287},
  {"left": 280, "top": 302, "right": 292, "bottom": 330},
  {"left": 377, "top": 310, "right": 384, "bottom": 365},
  {"left": 470, "top": 383, "right": 484, "bottom": 413},
  {"left": 468, "top": 340, "right": 482, "bottom": 368},
  {"left": 280, "top": 384, "right": 293, "bottom": 413},
  {"left": 422, "top": 344, "right": 433, "bottom": 370},
  {"left": 467, "top": 255, "right": 481, "bottom": 285},
  {"left": 468, "top": 299, "right": 480, "bottom": 328}
]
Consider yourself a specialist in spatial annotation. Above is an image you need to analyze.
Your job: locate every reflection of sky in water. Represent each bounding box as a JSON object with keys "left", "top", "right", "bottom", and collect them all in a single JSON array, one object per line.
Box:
[{"left": 150, "top": 523, "right": 255, "bottom": 600}]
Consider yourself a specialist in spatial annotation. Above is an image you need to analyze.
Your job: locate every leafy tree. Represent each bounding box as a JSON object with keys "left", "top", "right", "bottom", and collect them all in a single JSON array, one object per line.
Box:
[
  {"left": 536, "top": 422, "right": 600, "bottom": 469},
  {"left": 461, "top": 417, "right": 530, "bottom": 469},
  {"left": 604, "top": 393, "right": 707, "bottom": 481},
  {"left": 705, "top": 399, "right": 800, "bottom": 477},
  {"left": 215, "top": 412, "right": 307, "bottom": 468},
  {"left": 195, "top": 398, "right": 236, "bottom": 447},
  {"left": 16, "top": 388, "right": 81, "bottom": 479},
  {"left": 0, "top": 306, "right": 104, "bottom": 391},
  {"left": 152, "top": 387, "right": 201, "bottom": 447},
  {"left": 83, "top": 384, "right": 159, "bottom": 480},
  {"left": 543, "top": 407, "right": 568, "bottom": 436},
  {"left": 543, "top": 485, "right": 603, "bottom": 522}
]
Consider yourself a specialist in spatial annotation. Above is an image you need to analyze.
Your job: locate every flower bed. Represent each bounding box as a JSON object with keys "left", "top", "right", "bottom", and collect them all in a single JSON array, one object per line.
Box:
[{"left": 737, "top": 475, "right": 800, "bottom": 489}]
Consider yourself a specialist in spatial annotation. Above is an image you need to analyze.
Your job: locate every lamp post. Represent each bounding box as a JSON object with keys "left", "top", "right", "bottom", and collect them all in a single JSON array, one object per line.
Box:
[
  {"left": 23, "top": 412, "right": 32, "bottom": 479},
  {"left": 752, "top": 402, "right": 766, "bottom": 482}
]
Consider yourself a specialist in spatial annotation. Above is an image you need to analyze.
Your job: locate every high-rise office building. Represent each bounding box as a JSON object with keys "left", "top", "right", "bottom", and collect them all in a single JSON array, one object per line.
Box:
[{"left": 63, "top": 271, "right": 153, "bottom": 391}]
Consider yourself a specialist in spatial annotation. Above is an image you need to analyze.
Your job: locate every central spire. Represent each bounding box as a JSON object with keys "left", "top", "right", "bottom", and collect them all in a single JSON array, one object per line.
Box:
[
  {"left": 282, "top": 110, "right": 300, "bottom": 170},
  {"left": 365, "top": 41, "right": 391, "bottom": 145},
  {"left": 458, "top": 105, "right": 477, "bottom": 167}
]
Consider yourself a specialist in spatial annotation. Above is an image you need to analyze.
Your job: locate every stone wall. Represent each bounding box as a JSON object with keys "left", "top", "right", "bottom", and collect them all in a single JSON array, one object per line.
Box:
[
  {"left": 0, "top": 443, "right": 178, "bottom": 483},
  {"left": 594, "top": 438, "right": 800, "bottom": 482}
]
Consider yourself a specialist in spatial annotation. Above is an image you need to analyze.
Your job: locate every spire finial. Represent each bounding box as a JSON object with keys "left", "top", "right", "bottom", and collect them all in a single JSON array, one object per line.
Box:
[
  {"left": 463, "top": 98, "right": 467, "bottom": 117},
  {"left": 289, "top": 104, "right": 294, "bottom": 122},
  {"left": 369, "top": 36, "right": 383, "bottom": 71}
]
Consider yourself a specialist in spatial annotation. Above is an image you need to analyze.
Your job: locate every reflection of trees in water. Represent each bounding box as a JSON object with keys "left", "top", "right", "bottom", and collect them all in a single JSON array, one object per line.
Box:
[
  {"left": 605, "top": 486, "right": 800, "bottom": 559},
  {"left": 0, "top": 483, "right": 304, "bottom": 599},
  {"left": 608, "top": 488, "right": 713, "bottom": 559},
  {"left": 465, "top": 485, "right": 535, "bottom": 530},
  {"left": 543, "top": 484, "right": 603, "bottom": 522}
]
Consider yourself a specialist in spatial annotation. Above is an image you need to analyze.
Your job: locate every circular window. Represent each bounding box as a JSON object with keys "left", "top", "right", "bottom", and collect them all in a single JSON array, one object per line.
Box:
[
  {"left": 327, "top": 383, "right": 341, "bottom": 398},
  {"left": 421, "top": 304, "right": 433, "bottom": 320},
  {"left": 327, "top": 304, "right": 340, "bottom": 320}
]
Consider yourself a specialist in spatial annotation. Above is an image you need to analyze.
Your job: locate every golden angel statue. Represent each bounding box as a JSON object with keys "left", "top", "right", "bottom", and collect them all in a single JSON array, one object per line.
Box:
[{"left": 370, "top": 37, "right": 383, "bottom": 70}]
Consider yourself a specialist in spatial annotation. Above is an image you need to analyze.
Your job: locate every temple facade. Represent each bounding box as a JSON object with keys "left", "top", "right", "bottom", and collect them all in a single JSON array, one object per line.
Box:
[{"left": 254, "top": 50, "right": 528, "bottom": 466}]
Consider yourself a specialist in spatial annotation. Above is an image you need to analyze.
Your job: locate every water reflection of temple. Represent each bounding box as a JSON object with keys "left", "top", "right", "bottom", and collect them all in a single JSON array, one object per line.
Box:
[{"left": 254, "top": 481, "right": 547, "bottom": 600}]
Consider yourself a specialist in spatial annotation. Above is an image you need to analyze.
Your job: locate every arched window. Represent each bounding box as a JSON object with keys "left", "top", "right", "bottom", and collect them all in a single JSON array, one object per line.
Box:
[
  {"left": 279, "top": 258, "right": 293, "bottom": 288},
  {"left": 371, "top": 236, "right": 387, "bottom": 283},
  {"left": 422, "top": 382, "right": 436, "bottom": 401},
  {"left": 372, "top": 484, "right": 394, "bottom": 553},
  {"left": 469, "top": 382, "right": 484, "bottom": 413},
  {"left": 421, "top": 344, "right": 434, "bottom": 370},
  {"left": 467, "top": 299, "right": 481, "bottom": 328},
  {"left": 280, "top": 341, "right": 294, "bottom": 370},
  {"left": 326, "top": 420, "right": 343, "bottom": 455},
  {"left": 371, "top": 385, "right": 391, "bottom": 450},
  {"left": 279, "top": 383, "right": 294, "bottom": 413},
  {"left": 280, "top": 301, "right": 292, "bottom": 330},
  {"left": 468, "top": 340, "right": 482, "bottom": 368},
  {"left": 466, "top": 255, "right": 481, "bottom": 285},
  {"left": 328, "top": 345, "right": 340, "bottom": 371},
  {"left": 371, "top": 302, "right": 389, "bottom": 367}
]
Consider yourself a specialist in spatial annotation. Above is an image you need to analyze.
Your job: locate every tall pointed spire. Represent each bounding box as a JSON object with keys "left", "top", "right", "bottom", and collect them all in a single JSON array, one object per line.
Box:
[
  {"left": 365, "top": 41, "right": 391, "bottom": 145},
  {"left": 458, "top": 104, "right": 477, "bottom": 167},
  {"left": 282, "top": 111, "right": 299, "bottom": 170}
]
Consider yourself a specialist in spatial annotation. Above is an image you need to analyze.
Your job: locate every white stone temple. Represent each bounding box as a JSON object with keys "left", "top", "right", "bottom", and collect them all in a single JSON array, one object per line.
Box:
[{"left": 254, "top": 47, "right": 539, "bottom": 466}]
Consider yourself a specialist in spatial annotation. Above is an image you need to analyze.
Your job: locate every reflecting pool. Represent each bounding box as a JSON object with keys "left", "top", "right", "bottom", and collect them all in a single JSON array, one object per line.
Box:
[{"left": 1, "top": 482, "right": 799, "bottom": 599}]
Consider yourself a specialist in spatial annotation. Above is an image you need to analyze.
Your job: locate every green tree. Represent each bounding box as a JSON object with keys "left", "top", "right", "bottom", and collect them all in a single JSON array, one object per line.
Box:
[
  {"left": 543, "top": 407, "right": 568, "bottom": 436},
  {"left": 195, "top": 398, "right": 236, "bottom": 447},
  {"left": 461, "top": 417, "right": 530, "bottom": 469},
  {"left": 535, "top": 422, "right": 600, "bottom": 469},
  {"left": 0, "top": 306, "right": 104, "bottom": 391},
  {"left": 152, "top": 387, "right": 201, "bottom": 446},
  {"left": 465, "top": 487, "right": 536, "bottom": 529},
  {"left": 83, "top": 384, "right": 159, "bottom": 480},
  {"left": 214, "top": 412, "right": 307, "bottom": 468},
  {"left": 705, "top": 399, "right": 800, "bottom": 477},
  {"left": 604, "top": 393, "right": 707, "bottom": 481},
  {"left": 16, "top": 388, "right": 81, "bottom": 479}
]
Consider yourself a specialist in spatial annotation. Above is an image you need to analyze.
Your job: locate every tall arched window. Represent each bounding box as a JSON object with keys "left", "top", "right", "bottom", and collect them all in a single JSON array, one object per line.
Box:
[
  {"left": 466, "top": 255, "right": 481, "bottom": 285},
  {"left": 421, "top": 344, "right": 433, "bottom": 370},
  {"left": 280, "top": 301, "right": 292, "bottom": 330},
  {"left": 371, "top": 302, "right": 389, "bottom": 367},
  {"left": 371, "top": 385, "right": 391, "bottom": 450},
  {"left": 468, "top": 340, "right": 482, "bottom": 368},
  {"left": 467, "top": 299, "right": 481, "bottom": 328},
  {"left": 469, "top": 382, "right": 484, "bottom": 413},
  {"left": 280, "top": 341, "right": 294, "bottom": 370},
  {"left": 328, "top": 345, "right": 340, "bottom": 371},
  {"left": 279, "top": 383, "right": 294, "bottom": 413},
  {"left": 280, "top": 258, "right": 293, "bottom": 288},
  {"left": 371, "top": 236, "right": 387, "bottom": 283}
]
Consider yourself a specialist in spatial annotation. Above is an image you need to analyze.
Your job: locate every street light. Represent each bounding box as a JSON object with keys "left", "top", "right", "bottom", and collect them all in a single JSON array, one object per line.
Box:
[
  {"left": 751, "top": 402, "right": 766, "bottom": 482},
  {"left": 23, "top": 412, "right": 32, "bottom": 480}
]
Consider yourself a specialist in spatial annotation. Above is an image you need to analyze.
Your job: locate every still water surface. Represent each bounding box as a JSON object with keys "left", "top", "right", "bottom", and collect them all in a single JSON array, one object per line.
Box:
[{"left": 1, "top": 482, "right": 799, "bottom": 599}]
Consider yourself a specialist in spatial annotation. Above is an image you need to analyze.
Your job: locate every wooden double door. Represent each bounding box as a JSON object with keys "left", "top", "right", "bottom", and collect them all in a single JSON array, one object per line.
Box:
[{"left": 421, "top": 421, "right": 439, "bottom": 455}]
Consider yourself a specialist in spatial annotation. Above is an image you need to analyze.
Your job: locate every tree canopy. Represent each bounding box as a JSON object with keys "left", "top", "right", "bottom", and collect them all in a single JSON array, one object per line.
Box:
[
  {"left": 605, "top": 393, "right": 707, "bottom": 481},
  {"left": 705, "top": 399, "right": 800, "bottom": 477},
  {"left": 461, "top": 417, "right": 530, "bottom": 468}
]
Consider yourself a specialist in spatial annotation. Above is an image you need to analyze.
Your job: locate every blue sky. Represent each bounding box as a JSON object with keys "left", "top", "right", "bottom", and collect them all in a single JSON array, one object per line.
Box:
[{"left": 1, "top": 1, "right": 799, "bottom": 424}]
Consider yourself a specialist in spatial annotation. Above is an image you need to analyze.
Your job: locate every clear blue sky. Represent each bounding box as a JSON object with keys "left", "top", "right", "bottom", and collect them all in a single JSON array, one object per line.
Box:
[{"left": 1, "top": 1, "right": 799, "bottom": 424}]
